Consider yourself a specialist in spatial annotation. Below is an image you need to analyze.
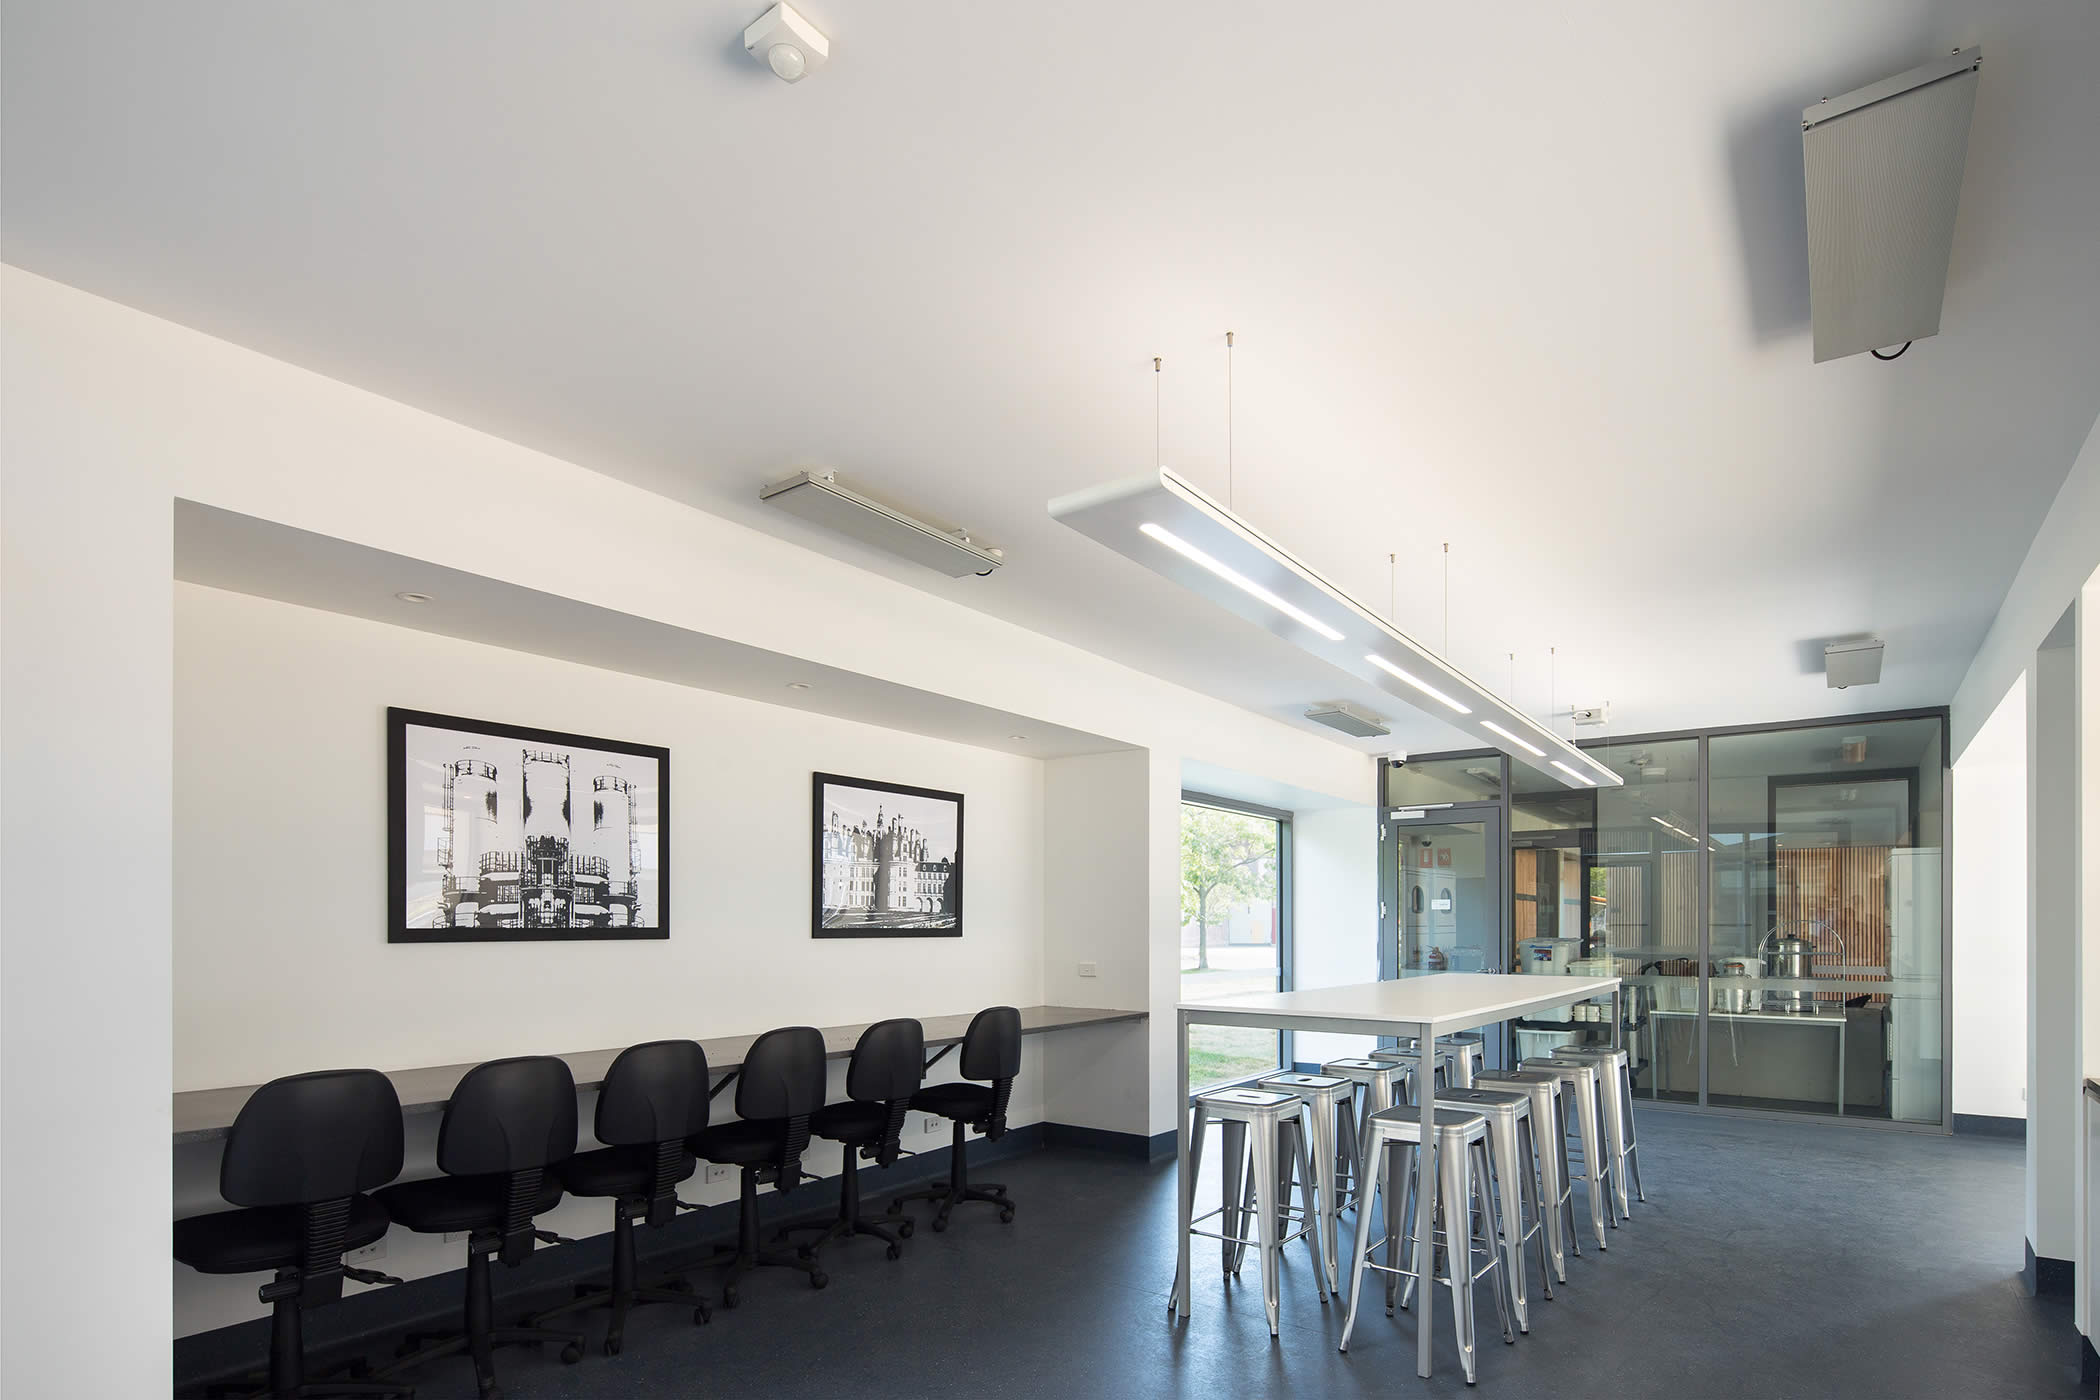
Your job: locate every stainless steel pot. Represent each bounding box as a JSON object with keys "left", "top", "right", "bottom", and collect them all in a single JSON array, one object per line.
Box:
[
  {"left": 1711, "top": 958, "right": 1760, "bottom": 1014},
  {"left": 1762, "top": 928, "right": 1819, "bottom": 1015}
]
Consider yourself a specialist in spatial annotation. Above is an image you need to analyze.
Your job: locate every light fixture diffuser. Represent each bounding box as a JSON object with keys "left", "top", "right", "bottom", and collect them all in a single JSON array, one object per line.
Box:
[{"left": 1049, "top": 467, "right": 1620, "bottom": 789}]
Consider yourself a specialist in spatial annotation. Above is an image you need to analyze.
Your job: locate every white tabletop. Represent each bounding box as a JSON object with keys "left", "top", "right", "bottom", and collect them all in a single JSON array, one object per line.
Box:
[{"left": 1179, "top": 972, "right": 1622, "bottom": 1036}]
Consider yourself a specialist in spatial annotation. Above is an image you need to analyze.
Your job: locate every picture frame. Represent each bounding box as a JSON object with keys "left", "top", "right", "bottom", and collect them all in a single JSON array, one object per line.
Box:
[
  {"left": 388, "top": 707, "right": 670, "bottom": 943},
  {"left": 811, "top": 772, "right": 964, "bottom": 938}
]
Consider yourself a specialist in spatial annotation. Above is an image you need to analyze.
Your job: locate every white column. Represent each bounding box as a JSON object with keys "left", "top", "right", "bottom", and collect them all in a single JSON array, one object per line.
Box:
[{"left": 2030, "top": 614, "right": 2078, "bottom": 1290}]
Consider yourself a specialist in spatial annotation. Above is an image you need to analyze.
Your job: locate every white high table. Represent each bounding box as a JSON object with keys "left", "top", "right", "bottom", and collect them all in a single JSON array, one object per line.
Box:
[{"left": 1173, "top": 973, "right": 1623, "bottom": 1378}]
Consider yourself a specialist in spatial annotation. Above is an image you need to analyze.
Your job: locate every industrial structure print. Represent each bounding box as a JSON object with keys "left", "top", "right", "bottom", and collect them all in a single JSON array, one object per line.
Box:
[
  {"left": 812, "top": 772, "right": 963, "bottom": 938},
  {"left": 389, "top": 708, "right": 669, "bottom": 942}
]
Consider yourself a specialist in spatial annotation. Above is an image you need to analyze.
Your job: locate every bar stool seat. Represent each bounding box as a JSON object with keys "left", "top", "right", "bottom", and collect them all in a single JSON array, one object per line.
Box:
[
  {"left": 1372, "top": 1043, "right": 1455, "bottom": 1093},
  {"left": 1338, "top": 1105, "right": 1516, "bottom": 1385},
  {"left": 1430, "top": 1086, "right": 1547, "bottom": 1330},
  {"left": 1548, "top": 1045, "right": 1644, "bottom": 1212},
  {"left": 1176, "top": 1088, "right": 1329, "bottom": 1337},
  {"left": 1259, "top": 1072, "right": 1354, "bottom": 1295},
  {"left": 1476, "top": 1068, "right": 1573, "bottom": 1280}
]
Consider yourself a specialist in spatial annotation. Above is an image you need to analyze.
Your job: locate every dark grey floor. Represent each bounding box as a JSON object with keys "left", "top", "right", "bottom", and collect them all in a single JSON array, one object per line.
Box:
[{"left": 338, "top": 1111, "right": 2080, "bottom": 1398}]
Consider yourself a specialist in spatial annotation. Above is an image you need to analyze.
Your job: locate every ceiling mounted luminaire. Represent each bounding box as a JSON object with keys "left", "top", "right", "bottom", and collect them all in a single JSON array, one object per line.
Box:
[
  {"left": 761, "top": 471, "right": 1003, "bottom": 578},
  {"left": 1048, "top": 466, "right": 1620, "bottom": 789}
]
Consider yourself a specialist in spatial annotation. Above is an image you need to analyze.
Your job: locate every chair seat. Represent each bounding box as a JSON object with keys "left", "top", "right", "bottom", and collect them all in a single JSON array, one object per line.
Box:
[
  {"left": 911, "top": 1082, "right": 995, "bottom": 1123},
  {"left": 376, "top": 1171, "right": 564, "bottom": 1234},
  {"left": 689, "top": 1118, "right": 789, "bottom": 1165},
  {"left": 174, "top": 1195, "right": 390, "bottom": 1275},
  {"left": 811, "top": 1099, "right": 890, "bottom": 1144},
  {"left": 558, "top": 1143, "right": 697, "bottom": 1199}
]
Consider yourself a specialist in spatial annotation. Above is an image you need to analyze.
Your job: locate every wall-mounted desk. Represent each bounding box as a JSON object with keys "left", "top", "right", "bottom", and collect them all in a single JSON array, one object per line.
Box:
[{"left": 173, "top": 1004, "right": 1146, "bottom": 1144}]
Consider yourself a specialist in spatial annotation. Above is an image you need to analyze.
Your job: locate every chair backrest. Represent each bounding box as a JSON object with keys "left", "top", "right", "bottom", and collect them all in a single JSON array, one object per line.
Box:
[
  {"left": 221, "top": 1069, "right": 404, "bottom": 1305},
  {"left": 595, "top": 1040, "right": 710, "bottom": 1226},
  {"left": 959, "top": 1006, "right": 1022, "bottom": 1141},
  {"left": 959, "top": 1005, "right": 1022, "bottom": 1081},
  {"left": 222, "top": 1068, "right": 405, "bottom": 1208},
  {"left": 735, "top": 1026, "right": 827, "bottom": 1194},
  {"left": 846, "top": 1018, "right": 925, "bottom": 1169},
  {"left": 437, "top": 1056, "right": 578, "bottom": 1263}
]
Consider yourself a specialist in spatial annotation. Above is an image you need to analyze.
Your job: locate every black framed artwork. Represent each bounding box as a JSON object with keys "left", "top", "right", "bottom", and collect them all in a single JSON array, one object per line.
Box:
[
  {"left": 812, "top": 772, "right": 963, "bottom": 938},
  {"left": 388, "top": 707, "right": 669, "bottom": 943}
]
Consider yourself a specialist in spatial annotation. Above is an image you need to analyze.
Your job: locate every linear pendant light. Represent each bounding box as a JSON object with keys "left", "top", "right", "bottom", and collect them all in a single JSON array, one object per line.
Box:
[{"left": 1048, "top": 466, "right": 1620, "bottom": 790}]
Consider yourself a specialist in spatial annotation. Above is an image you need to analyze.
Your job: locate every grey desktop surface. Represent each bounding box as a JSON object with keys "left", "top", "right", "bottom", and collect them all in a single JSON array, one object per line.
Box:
[{"left": 173, "top": 1004, "right": 1145, "bottom": 1143}]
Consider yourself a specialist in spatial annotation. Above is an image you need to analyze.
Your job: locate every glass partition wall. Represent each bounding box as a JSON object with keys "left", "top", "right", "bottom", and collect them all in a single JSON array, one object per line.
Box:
[{"left": 1380, "top": 708, "right": 1949, "bottom": 1129}]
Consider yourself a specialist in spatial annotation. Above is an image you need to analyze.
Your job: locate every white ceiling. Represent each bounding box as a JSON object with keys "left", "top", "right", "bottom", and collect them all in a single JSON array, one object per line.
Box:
[
  {"left": 9, "top": 1, "right": 2099, "bottom": 757},
  {"left": 173, "top": 502, "right": 1128, "bottom": 761}
]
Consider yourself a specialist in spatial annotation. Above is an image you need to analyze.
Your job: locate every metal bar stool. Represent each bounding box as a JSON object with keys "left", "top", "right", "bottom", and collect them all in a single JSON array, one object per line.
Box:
[
  {"left": 1321, "top": 1057, "right": 1410, "bottom": 1216},
  {"left": 1476, "top": 1068, "right": 1574, "bottom": 1280},
  {"left": 1551, "top": 1046, "right": 1644, "bottom": 1211},
  {"left": 1373, "top": 1043, "right": 1453, "bottom": 1094},
  {"left": 1422, "top": 1086, "right": 1548, "bottom": 1331},
  {"left": 1259, "top": 1072, "right": 1354, "bottom": 1296},
  {"left": 1522, "top": 1057, "right": 1613, "bottom": 1251},
  {"left": 1175, "top": 1088, "right": 1330, "bottom": 1336},
  {"left": 1443, "top": 1033, "right": 1487, "bottom": 1089},
  {"left": 1337, "top": 1105, "right": 1515, "bottom": 1385}
]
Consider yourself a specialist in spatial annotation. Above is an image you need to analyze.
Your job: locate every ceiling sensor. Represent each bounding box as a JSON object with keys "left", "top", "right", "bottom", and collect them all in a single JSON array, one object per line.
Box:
[
  {"left": 1825, "top": 639, "right": 1884, "bottom": 689},
  {"left": 1571, "top": 704, "right": 1609, "bottom": 727},
  {"left": 744, "top": 3, "right": 829, "bottom": 83},
  {"left": 1303, "top": 701, "right": 1391, "bottom": 739}
]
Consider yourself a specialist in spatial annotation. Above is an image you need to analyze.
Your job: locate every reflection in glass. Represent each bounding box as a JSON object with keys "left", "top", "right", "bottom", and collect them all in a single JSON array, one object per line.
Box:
[
  {"left": 1397, "top": 820, "right": 1498, "bottom": 973},
  {"left": 1386, "top": 755, "right": 1505, "bottom": 808},
  {"left": 1590, "top": 739, "right": 1701, "bottom": 1105}
]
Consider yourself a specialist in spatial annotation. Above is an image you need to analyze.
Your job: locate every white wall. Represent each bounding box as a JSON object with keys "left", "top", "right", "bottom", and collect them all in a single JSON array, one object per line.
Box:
[
  {"left": 174, "top": 582, "right": 1048, "bottom": 1082},
  {"left": 1951, "top": 675, "right": 2029, "bottom": 1121},
  {"left": 1290, "top": 805, "right": 1380, "bottom": 1067},
  {"left": 1, "top": 267, "right": 1371, "bottom": 1392}
]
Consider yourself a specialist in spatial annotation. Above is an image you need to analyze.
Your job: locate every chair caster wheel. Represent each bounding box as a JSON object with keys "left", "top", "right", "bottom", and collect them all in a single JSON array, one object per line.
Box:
[
  {"left": 693, "top": 1305, "right": 712, "bottom": 1326},
  {"left": 723, "top": 1286, "right": 741, "bottom": 1309},
  {"left": 560, "top": 1342, "right": 583, "bottom": 1365},
  {"left": 886, "top": 1243, "right": 902, "bottom": 1260},
  {"left": 931, "top": 1217, "right": 948, "bottom": 1232},
  {"left": 480, "top": 1386, "right": 504, "bottom": 1400},
  {"left": 668, "top": 1277, "right": 694, "bottom": 1294},
  {"left": 810, "top": 1271, "right": 829, "bottom": 1290},
  {"left": 898, "top": 1218, "right": 915, "bottom": 1238},
  {"left": 1000, "top": 1208, "right": 1015, "bottom": 1223},
  {"left": 603, "top": 1336, "right": 622, "bottom": 1357}
]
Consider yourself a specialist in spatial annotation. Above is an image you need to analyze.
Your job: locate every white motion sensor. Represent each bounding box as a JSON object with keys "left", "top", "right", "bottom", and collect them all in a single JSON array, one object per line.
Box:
[{"left": 744, "top": 3, "right": 830, "bottom": 83}]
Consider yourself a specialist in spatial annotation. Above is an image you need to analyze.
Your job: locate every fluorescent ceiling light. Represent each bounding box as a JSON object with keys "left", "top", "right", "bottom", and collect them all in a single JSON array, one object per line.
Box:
[
  {"left": 1139, "top": 522, "right": 1344, "bottom": 641},
  {"left": 1479, "top": 719, "right": 1545, "bottom": 757},
  {"left": 1048, "top": 468, "right": 1620, "bottom": 791},
  {"left": 1364, "top": 653, "right": 1471, "bottom": 715}
]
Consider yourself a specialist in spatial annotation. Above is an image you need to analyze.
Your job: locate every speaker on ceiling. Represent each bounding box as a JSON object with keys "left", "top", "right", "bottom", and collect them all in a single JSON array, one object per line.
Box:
[{"left": 1802, "top": 46, "right": 1980, "bottom": 363}]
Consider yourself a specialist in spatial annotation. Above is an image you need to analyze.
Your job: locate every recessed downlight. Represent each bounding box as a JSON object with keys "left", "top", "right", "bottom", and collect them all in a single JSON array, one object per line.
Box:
[
  {"left": 785, "top": 682, "right": 813, "bottom": 691},
  {"left": 394, "top": 591, "right": 433, "bottom": 604},
  {"left": 1364, "top": 653, "right": 1471, "bottom": 715},
  {"left": 1008, "top": 733, "right": 1029, "bottom": 741},
  {"left": 1479, "top": 719, "right": 1545, "bottom": 757}
]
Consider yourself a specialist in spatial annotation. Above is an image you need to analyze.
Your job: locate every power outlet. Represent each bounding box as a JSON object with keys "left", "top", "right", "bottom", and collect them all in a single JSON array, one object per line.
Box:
[
  {"left": 1077, "top": 961, "right": 1098, "bottom": 978},
  {"left": 921, "top": 1116, "right": 944, "bottom": 1136},
  {"left": 346, "top": 1239, "right": 387, "bottom": 1265},
  {"left": 705, "top": 1162, "right": 733, "bottom": 1184}
]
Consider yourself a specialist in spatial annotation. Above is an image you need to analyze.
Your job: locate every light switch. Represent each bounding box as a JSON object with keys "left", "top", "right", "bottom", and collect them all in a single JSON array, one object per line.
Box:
[{"left": 1077, "top": 961, "right": 1099, "bottom": 978}]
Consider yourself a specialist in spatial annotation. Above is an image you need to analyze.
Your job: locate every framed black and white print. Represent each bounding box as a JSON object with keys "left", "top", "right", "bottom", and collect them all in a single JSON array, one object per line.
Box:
[
  {"left": 389, "top": 708, "right": 669, "bottom": 943},
  {"left": 812, "top": 773, "right": 963, "bottom": 938}
]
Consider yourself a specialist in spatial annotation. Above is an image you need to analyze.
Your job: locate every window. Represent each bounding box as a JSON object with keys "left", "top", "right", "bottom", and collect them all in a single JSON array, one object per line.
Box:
[{"left": 1179, "top": 794, "right": 1291, "bottom": 1089}]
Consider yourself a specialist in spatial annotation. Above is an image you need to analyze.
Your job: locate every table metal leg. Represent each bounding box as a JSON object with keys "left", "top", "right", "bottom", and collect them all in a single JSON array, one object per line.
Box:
[
  {"left": 1173, "top": 1009, "right": 1191, "bottom": 1318},
  {"left": 1836, "top": 1019, "right": 1846, "bottom": 1118},
  {"left": 1414, "top": 1023, "right": 1436, "bottom": 1378},
  {"left": 1612, "top": 985, "right": 1624, "bottom": 1051}
]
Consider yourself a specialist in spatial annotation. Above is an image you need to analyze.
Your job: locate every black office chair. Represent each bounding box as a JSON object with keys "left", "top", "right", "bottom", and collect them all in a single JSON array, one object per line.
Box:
[
  {"left": 888, "top": 1005, "right": 1022, "bottom": 1231},
  {"left": 686, "top": 1025, "right": 827, "bottom": 1305},
  {"left": 376, "top": 1056, "right": 585, "bottom": 1400},
  {"left": 533, "top": 1040, "right": 712, "bottom": 1354},
  {"left": 780, "top": 1018, "right": 925, "bottom": 1262},
  {"left": 173, "top": 1069, "right": 409, "bottom": 1400}
]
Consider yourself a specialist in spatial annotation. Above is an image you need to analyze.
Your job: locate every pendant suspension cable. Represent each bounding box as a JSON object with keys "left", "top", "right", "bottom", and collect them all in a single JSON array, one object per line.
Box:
[
  {"left": 1509, "top": 652, "right": 1515, "bottom": 705},
  {"left": 1388, "top": 552, "right": 1396, "bottom": 625},
  {"left": 1224, "top": 330, "right": 1235, "bottom": 508},
  {"left": 1551, "top": 646, "right": 1559, "bottom": 739},
  {"left": 1442, "top": 542, "right": 1450, "bottom": 658},
  {"left": 1153, "top": 356, "right": 1162, "bottom": 467}
]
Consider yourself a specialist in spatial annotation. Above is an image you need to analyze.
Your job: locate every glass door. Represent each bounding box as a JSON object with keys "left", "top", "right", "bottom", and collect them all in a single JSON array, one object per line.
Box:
[{"left": 1383, "top": 810, "right": 1506, "bottom": 977}]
